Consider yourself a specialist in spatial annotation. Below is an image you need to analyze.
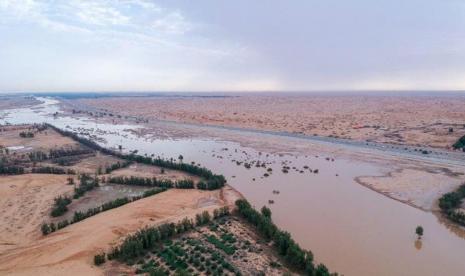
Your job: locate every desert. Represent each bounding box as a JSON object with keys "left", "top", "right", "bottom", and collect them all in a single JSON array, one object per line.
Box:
[{"left": 75, "top": 93, "right": 465, "bottom": 149}]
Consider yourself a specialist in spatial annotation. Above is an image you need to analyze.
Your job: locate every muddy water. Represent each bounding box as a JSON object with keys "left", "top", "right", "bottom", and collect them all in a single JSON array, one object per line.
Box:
[
  {"left": 56, "top": 184, "right": 153, "bottom": 222},
  {"left": 2, "top": 98, "right": 465, "bottom": 275}
]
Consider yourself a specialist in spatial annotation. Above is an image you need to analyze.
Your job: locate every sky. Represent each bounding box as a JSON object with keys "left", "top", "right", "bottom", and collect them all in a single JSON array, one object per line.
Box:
[{"left": 0, "top": 0, "right": 465, "bottom": 93}]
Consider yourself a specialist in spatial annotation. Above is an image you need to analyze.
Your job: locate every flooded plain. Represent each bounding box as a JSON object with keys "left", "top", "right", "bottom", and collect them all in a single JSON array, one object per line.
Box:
[
  {"left": 2, "top": 98, "right": 465, "bottom": 275},
  {"left": 53, "top": 184, "right": 153, "bottom": 223}
]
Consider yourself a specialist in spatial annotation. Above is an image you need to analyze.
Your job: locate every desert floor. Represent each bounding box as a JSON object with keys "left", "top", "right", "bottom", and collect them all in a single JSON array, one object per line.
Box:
[
  {"left": 76, "top": 93, "right": 465, "bottom": 149},
  {"left": 0, "top": 96, "right": 40, "bottom": 111},
  {"left": 0, "top": 188, "right": 236, "bottom": 276}
]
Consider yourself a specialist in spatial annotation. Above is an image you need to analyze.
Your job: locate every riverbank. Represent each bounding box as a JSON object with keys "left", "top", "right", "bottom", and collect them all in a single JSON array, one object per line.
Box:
[{"left": 58, "top": 99, "right": 465, "bottom": 212}]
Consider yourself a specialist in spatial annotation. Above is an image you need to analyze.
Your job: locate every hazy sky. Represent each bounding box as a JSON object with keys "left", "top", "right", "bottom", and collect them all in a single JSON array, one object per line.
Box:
[{"left": 1, "top": 0, "right": 465, "bottom": 92}]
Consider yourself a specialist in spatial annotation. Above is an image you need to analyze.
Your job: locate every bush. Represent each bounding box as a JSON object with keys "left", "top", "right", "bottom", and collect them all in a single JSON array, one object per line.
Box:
[
  {"left": 41, "top": 223, "right": 50, "bottom": 235},
  {"left": 94, "top": 253, "right": 106, "bottom": 266},
  {"left": 439, "top": 184, "right": 465, "bottom": 211},
  {"left": 453, "top": 135, "right": 465, "bottom": 150},
  {"left": 50, "top": 195, "right": 72, "bottom": 217},
  {"left": 19, "top": 131, "right": 34, "bottom": 138},
  {"left": 205, "top": 235, "right": 236, "bottom": 255},
  {"left": 438, "top": 183, "right": 465, "bottom": 226},
  {"left": 73, "top": 174, "right": 98, "bottom": 199}
]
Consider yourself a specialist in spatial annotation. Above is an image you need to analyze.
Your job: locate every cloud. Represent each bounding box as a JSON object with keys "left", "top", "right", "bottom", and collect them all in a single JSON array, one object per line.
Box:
[
  {"left": 0, "top": 0, "right": 38, "bottom": 17},
  {"left": 72, "top": 1, "right": 130, "bottom": 26},
  {"left": 152, "top": 11, "right": 191, "bottom": 34},
  {"left": 0, "top": 0, "right": 192, "bottom": 35},
  {"left": 2, "top": 0, "right": 464, "bottom": 92},
  {"left": 0, "top": 0, "right": 251, "bottom": 92}
]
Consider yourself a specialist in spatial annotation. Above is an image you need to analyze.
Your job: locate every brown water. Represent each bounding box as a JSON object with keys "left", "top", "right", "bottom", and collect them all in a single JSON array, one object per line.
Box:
[
  {"left": 2, "top": 98, "right": 465, "bottom": 275},
  {"left": 56, "top": 184, "right": 152, "bottom": 222}
]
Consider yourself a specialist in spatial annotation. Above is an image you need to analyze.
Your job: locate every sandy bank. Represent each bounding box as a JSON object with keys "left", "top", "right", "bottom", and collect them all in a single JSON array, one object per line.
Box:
[{"left": 0, "top": 187, "right": 242, "bottom": 275}]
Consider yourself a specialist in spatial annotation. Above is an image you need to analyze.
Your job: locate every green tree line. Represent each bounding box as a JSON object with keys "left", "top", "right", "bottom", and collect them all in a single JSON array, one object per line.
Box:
[
  {"left": 0, "top": 164, "right": 24, "bottom": 175},
  {"left": 438, "top": 183, "right": 465, "bottom": 226},
  {"left": 104, "top": 160, "right": 132, "bottom": 174},
  {"left": 102, "top": 207, "right": 229, "bottom": 264},
  {"left": 46, "top": 124, "right": 226, "bottom": 190},
  {"left": 235, "top": 199, "right": 336, "bottom": 276},
  {"left": 107, "top": 175, "right": 203, "bottom": 190},
  {"left": 42, "top": 188, "right": 167, "bottom": 235},
  {"left": 32, "top": 166, "right": 75, "bottom": 175}
]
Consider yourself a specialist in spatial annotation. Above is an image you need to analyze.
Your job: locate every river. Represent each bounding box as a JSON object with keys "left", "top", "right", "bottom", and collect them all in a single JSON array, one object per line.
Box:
[{"left": 1, "top": 97, "right": 465, "bottom": 276}]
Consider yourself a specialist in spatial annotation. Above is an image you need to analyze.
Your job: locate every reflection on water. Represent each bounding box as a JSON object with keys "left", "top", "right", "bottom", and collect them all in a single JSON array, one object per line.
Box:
[
  {"left": 415, "top": 239, "right": 423, "bottom": 250},
  {"left": 99, "top": 183, "right": 149, "bottom": 197},
  {"left": 58, "top": 184, "right": 151, "bottom": 222},
  {"left": 2, "top": 98, "right": 465, "bottom": 276}
]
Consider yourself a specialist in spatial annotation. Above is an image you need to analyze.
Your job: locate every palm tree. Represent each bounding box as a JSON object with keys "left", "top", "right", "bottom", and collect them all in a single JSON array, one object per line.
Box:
[{"left": 178, "top": 154, "right": 184, "bottom": 163}]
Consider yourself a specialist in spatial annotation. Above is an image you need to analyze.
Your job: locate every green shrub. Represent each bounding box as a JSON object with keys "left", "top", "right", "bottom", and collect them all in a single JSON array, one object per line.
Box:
[{"left": 94, "top": 253, "right": 106, "bottom": 266}]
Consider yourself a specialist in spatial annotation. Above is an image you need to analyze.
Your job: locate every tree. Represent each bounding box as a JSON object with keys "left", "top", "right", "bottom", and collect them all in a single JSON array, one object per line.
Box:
[
  {"left": 315, "top": 263, "right": 330, "bottom": 276},
  {"left": 416, "top": 226, "right": 423, "bottom": 239},
  {"left": 178, "top": 154, "right": 184, "bottom": 163},
  {"left": 261, "top": 206, "right": 272, "bottom": 218},
  {"left": 174, "top": 269, "right": 190, "bottom": 276},
  {"left": 41, "top": 223, "right": 50, "bottom": 235},
  {"left": 94, "top": 253, "right": 106, "bottom": 265}
]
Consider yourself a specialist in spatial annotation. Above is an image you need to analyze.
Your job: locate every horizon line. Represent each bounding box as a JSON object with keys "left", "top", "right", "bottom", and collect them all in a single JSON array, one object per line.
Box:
[{"left": 2, "top": 89, "right": 465, "bottom": 95}]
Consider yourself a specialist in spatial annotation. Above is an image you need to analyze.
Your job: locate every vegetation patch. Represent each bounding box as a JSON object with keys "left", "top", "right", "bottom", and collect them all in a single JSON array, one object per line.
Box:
[
  {"left": 453, "top": 135, "right": 465, "bottom": 151},
  {"left": 19, "top": 131, "right": 34, "bottom": 138},
  {"left": 47, "top": 123, "right": 227, "bottom": 190},
  {"left": 104, "top": 208, "right": 228, "bottom": 263},
  {"left": 50, "top": 195, "right": 72, "bottom": 217},
  {"left": 73, "top": 174, "right": 99, "bottom": 199},
  {"left": 32, "top": 166, "right": 75, "bottom": 175},
  {"left": 106, "top": 175, "right": 193, "bottom": 189},
  {"left": 438, "top": 183, "right": 465, "bottom": 226},
  {"left": 42, "top": 187, "right": 167, "bottom": 235},
  {"left": 98, "top": 203, "right": 336, "bottom": 276}
]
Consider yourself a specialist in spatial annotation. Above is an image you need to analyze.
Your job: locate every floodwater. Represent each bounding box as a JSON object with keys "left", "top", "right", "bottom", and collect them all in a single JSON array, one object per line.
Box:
[
  {"left": 56, "top": 184, "right": 153, "bottom": 222},
  {"left": 2, "top": 98, "right": 465, "bottom": 275}
]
